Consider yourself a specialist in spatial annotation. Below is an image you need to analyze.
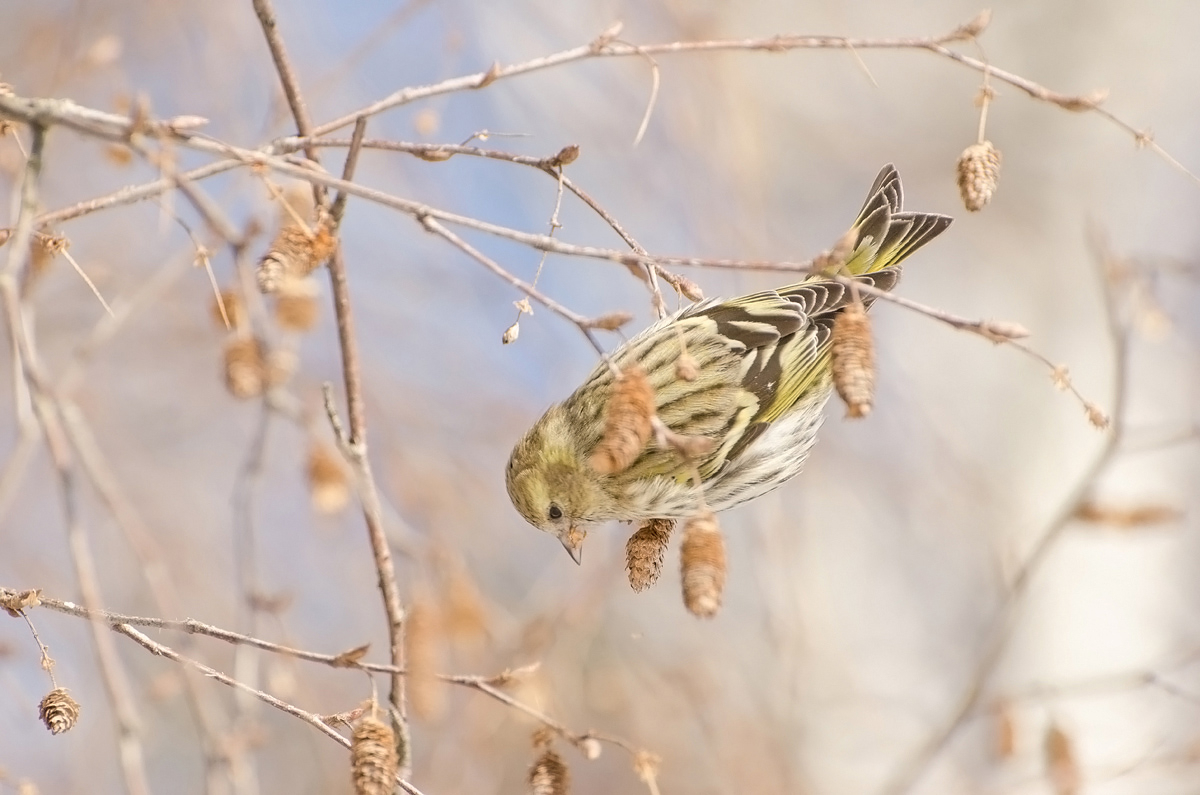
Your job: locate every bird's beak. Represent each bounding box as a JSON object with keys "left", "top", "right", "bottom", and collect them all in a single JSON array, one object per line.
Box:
[{"left": 559, "top": 528, "right": 585, "bottom": 566}]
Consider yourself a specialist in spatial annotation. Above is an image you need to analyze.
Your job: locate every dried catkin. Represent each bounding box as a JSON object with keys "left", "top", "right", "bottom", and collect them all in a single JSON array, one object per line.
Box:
[
  {"left": 306, "top": 444, "right": 349, "bottom": 515},
  {"left": 994, "top": 700, "right": 1015, "bottom": 760},
  {"left": 625, "top": 519, "right": 674, "bottom": 592},
  {"left": 442, "top": 565, "right": 489, "bottom": 646},
  {"left": 955, "top": 141, "right": 1002, "bottom": 212},
  {"left": 528, "top": 748, "right": 570, "bottom": 795},
  {"left": 210, "top": 288, "right": 246, "bottom": 331},
  {"left": 39, "top": 688, "right": 80, "bottom": 735},
  {"left": 589, "top": 365, "right": 655, "bottom": 475},
  {"left": 223, "top": 336, "right": 266, "bottom": 399},
  {"left": 831, "top": 300, "right": 875, "bottom": 418},
  {"left": 274, "top": 277, "right": 320, "bottom": 332},
  {"left": 1074, "top": 501, "right": 1181, "bottom": 528},
  {"left": 587, "top": 311, "right": 633, "bottom": 331},
  {"left": 257, "top": 217, "right": 336, "bottom": 294},
  {"left": 351, "top": 715, "right": 398, "bottom": 795},
  {"left": 680, "top": 512, "right": 726, "bottom": 618},
  {"left": 1044, "top": 722, "right": 1079, "bottom": 795},
  {"left": 406, "top": 593, "right": 444, "bottom": 721},
  {"left": 633, "top": 751, "right": 662, "bottom": 790},
  {"left": 24, "top": 232, "right": 59, "bottom": 289}
]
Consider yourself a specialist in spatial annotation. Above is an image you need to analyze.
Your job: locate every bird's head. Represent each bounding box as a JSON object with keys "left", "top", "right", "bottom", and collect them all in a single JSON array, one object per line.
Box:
[{"left": 506, "top": 416, "right": 608, "bottom": 564}]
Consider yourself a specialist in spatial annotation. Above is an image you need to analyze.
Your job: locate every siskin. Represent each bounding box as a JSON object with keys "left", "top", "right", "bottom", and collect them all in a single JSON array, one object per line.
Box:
[{"left": 506, "top": 165, "right": 952, "bottom": 563}]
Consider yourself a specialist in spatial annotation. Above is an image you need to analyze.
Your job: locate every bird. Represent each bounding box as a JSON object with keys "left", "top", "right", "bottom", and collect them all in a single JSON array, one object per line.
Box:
[{"left": 506, "top": 165, "right": 952, "bottom": 563}]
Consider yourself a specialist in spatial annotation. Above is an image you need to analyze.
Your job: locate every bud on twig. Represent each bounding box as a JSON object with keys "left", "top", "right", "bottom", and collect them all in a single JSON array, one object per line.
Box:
[
  {"left": 977, "top": 319, "right": 1030, "bottom": 343},
  {"left": 1, "top": 588, "right": 42, "bottom": 616},
  {"left": 943, "top": 9, "right": 993, "bottom": 42},
  {"left": 1084, "top": 401, "right": 1110, "bottom": 430},
  {"left": 547, "top": 144, "right": 580, "bottom": 168},
  {"left": 476, "top": 61, "right": 502, "bottom": 89},
  {"left": 670, "top": 274, "right": 705, "bottom": 302},
  {"left": 1052, "top": 89, "right": 1108, "bottom": 112}
]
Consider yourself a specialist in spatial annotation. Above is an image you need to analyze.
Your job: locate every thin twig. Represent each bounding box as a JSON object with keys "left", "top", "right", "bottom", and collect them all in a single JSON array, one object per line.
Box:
[
  {"left": 7, "top": 95, "right": 1112, "bottom": 425},
  {"left": 319, "top": 188, "right": 409, "bottom": 761},
  {"left": 842, "top": 276, "right": 1107, "bottom": 421},
  {"left": 112, "top": 624, "right": 428, "bottom": 795},
  {"left": 250, "top": 0, "right": 319, "bottom": 167},
  {"left": 418, "top": 215, "right": 612, "bottom": 359},
  {"left": 296, "top": 137, "right": 676, "bottom": 313},
  {"left": 7, "top": 13, "right": 1194, "bottom": 233},
  {"left": 624, "top": 42, "right": 661, "bottom": 146},
  {"left": 8, "top": 586, "right": 647, "bottom": 764},
  {"left": 56, "top": 247, "right": 114, "bottom": 316},
  {"left": 37, "top": 157, "right": 244, "bottom": 228},
  {"left": 330, "top": 116, "right": 368, "bottom": 224}
]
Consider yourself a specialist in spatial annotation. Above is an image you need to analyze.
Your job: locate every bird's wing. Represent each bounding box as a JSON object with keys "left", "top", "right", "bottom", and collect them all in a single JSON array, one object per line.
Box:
[{"left": 578, "top": 165, "right": 951, "bottom": 480}]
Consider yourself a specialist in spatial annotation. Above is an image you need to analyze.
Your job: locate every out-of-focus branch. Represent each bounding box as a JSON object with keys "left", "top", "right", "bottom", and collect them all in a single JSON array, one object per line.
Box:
[
  {"left": 4, "top": 10, "right": 1191, "bottom": 235},
  {"left": 58, "top": 402, "right": 237, "bottom": 786},
  {"left": 7, "top": 586, "right": 648, "bottom": 770},
  {"left": 328, "top": 117, "right": 367, "bottom": 224},
  {"left": 0, "top": 124, "right": 153, "bottom": 795},
  {"left": 113, "top": 624, "right": 428, "bottom": 795},
  {"left": 882, "top": 232, "right": 1131, "bottom": 795},
  {"left": 250, "top": 0, "right": 318, "bottom": 165},
  {"left": 0, "top": 88, "right": 1167, "bottom": 418},
  {"left": 844, "top": 276, "right": 1109, "bottom": 426},
  {"left": 298, "top": 15, "right": 1187, "bottom": 185},
  {"left": 245, "top": 1, "right": 409, "bottom": 766},
  {"left": 0, "top": 90, "right": 1173, "bottom": 281},
  {"left": 61, "top": 125, "right": 1116, "bottom": 422},
  {"left": 36, "top": 158, "right": 244, "bottom": 227}
]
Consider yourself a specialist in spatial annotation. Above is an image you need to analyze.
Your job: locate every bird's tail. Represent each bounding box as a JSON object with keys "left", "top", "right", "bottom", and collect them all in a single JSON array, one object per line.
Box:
[{"left": 842, "top": 164, "right": 952, "bottom": 276}]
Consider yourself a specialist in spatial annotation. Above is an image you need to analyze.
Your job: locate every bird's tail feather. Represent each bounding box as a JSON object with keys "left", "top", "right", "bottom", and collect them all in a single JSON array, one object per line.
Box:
[{"left": 843, "top": 164, "right": 952, "bottom": 276}]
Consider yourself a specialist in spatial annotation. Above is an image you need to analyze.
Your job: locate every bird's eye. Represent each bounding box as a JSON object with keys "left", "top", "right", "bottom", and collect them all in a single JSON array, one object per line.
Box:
[{"left": 548, "top": 504, "right": 563, "bottom": 520}]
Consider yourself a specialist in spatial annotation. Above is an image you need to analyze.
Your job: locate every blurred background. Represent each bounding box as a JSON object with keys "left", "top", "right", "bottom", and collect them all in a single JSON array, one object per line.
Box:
[{"left": 1, "top": 0, "right": 1197, "bottom": 793}]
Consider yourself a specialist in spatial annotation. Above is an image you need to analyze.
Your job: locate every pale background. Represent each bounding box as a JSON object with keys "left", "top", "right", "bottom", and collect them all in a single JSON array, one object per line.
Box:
[{"left": 0, "top": 1, "right": 1197, "bottom": 793}]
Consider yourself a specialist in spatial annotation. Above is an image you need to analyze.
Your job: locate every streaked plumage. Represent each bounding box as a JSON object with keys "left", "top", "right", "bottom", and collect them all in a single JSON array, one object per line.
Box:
[{"left": 507, "top": 165, "right": 952, "bottom": 562}]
